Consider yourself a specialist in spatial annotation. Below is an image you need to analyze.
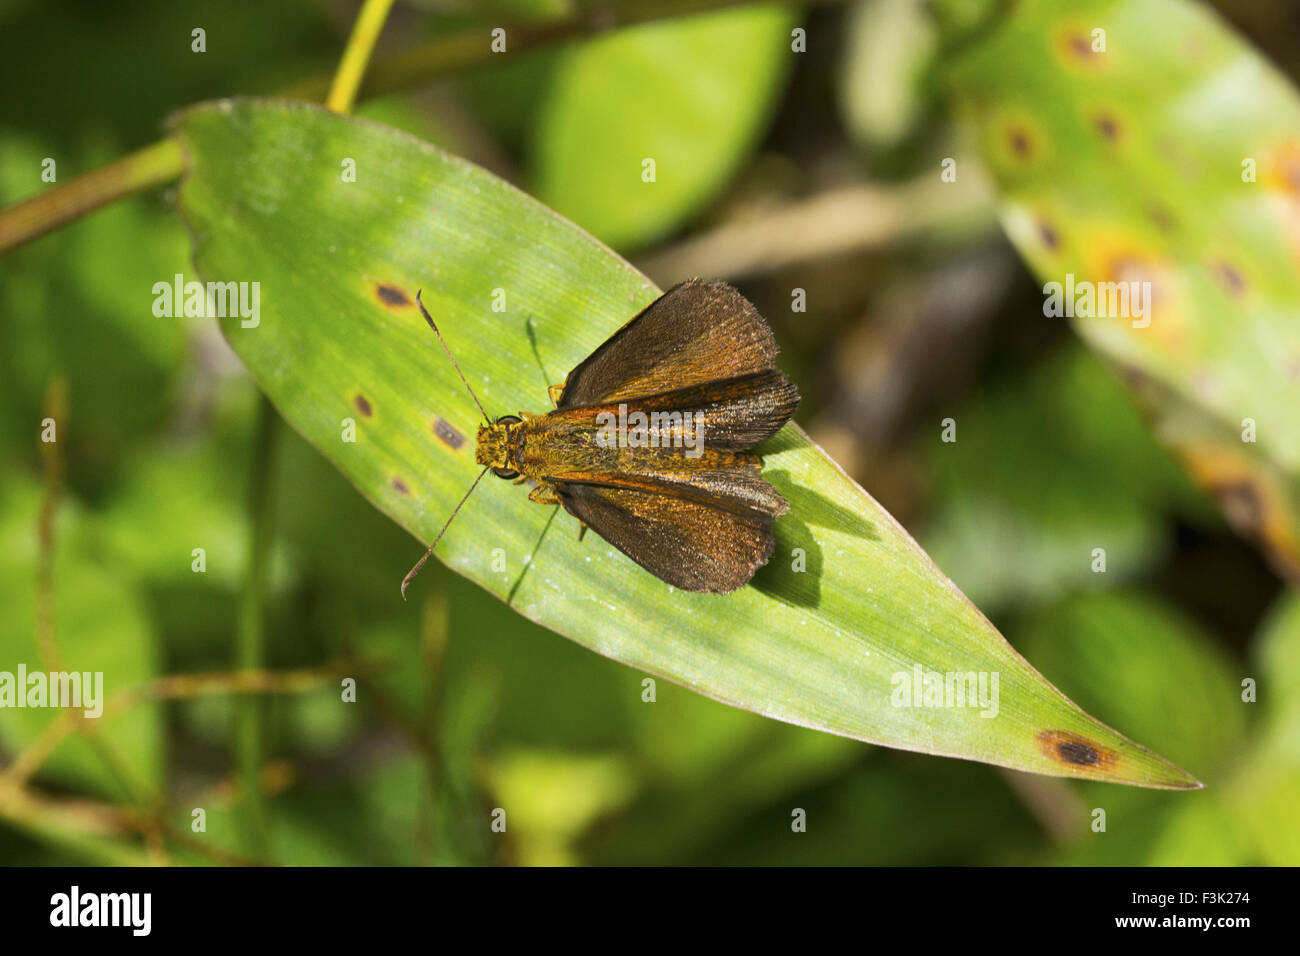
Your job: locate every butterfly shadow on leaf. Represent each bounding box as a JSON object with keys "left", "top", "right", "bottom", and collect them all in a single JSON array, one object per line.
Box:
[
  {"left": 505, "top": 499, "right": 560, "bottom": 607},
  {"left": 524, "top": 313, "right": 555, "bottom": 395},
  {"left": 750, "top": 468, "right": 880, "bottom": 609}
]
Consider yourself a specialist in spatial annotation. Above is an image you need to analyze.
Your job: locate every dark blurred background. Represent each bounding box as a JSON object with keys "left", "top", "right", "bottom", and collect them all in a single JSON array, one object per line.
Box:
[{"left": 1, "top": 0, "right": 1297, "bottom": 864}]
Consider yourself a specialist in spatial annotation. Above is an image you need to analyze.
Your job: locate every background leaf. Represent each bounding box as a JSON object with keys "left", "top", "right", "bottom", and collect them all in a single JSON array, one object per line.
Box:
[
  {"left": 170, "top": 97, "right": 1197, "bottom": 788},
  {"left": 0, "top": 479, "right": 162, "bottom": 800},
  {"left": 939, "top": 0, "right": 1300, "bottom": 581},
  {"left": 919, "top": 343, "right": 1212, "bottom": 611},
  {"left": 1011, "top": 589, "right": 1247, "bottom": 776},
  {"left": 532, "top": 3, "right": 799, "bottom": 250}
]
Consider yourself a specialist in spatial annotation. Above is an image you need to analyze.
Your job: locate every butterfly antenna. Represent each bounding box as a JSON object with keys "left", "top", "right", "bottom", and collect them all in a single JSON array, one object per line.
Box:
[
  {"left": 416, "top": 290, "right": 491, "bottom": 423},
  {"left": 401, "top": 465, "right": 491, "bottom": 600}
]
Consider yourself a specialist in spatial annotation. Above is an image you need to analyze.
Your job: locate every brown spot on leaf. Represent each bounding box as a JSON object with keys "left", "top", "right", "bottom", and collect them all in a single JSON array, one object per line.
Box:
[
  {"left": 1055, "top": 26, "right": 1104, "bottom": 69},
  {"left": 1148, "top": 206, "right": 1176, "bottom": 233},
  {"left": 1094, "top": 113, "right": 1121, "bottom": 142},
  {"left": 1038, "top": 220, "right": 1060, "bottom": 250},
  {"left": 1215, "top": 481, "right": 1262, "bottom": 533},
  {"left": 375, "top": 283, "right": 412, "bottom": 309},
  {"left": 1285, "top": 156, "right": 1300, "bottom": 196},
  {"left": 1038, "top": 730, "right": 1117, "bottom": 769},
  {"left": 391, "top": 477, "right": 410, "bottom": 494},
  {"left": 1211, "top": 260, "right": 1247, "bottom": 297},
  {"left": 1007, "top": 126, "right": 1033, "bottom": 158},
  {"left": 1068, "top": 34, "right": 1094, "bottom": 58},
  {"left": 1116, "top": 363, "right": 1148, "bottom": 390},
  {"left": 354, "top": 394, "right": 373, "bottom": 417},
  {"left": 433, "top": 418, "right": 465, "bottom": 450}
]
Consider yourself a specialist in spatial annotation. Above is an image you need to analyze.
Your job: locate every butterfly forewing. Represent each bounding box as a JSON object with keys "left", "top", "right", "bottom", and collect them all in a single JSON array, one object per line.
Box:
[{"left": 557, "top": 279, "right": 781, "bottom": 409}]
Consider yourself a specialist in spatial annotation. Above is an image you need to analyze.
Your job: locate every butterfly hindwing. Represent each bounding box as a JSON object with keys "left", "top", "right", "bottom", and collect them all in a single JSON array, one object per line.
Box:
[
  {"left": 554, "top": 481, "right": 779, "bottom": 593},
  {"left": 545, "top": 448, "right": 788, "bottom": 519}
]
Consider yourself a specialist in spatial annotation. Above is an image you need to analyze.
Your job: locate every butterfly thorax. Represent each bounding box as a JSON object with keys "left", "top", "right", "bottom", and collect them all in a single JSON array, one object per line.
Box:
[{"left": 477, "top": 412, "right": 620, "bottom": 480}]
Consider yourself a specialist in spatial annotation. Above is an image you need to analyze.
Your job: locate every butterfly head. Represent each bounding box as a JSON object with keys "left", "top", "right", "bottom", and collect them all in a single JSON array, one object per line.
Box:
[{"left": 475, "top": 415, "right": 523, "bottom": 479}]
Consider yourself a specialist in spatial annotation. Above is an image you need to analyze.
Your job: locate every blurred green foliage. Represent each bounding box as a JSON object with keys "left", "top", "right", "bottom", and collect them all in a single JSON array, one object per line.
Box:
[
  {"left": 1, "top": 0, "right": 1297, "bottom": 864},
  {"left": 532, "top": 4, "right": 798, "bottom": 250},
  {"left": 941, "top": 0, "right": 1300, "bottom": 580}
]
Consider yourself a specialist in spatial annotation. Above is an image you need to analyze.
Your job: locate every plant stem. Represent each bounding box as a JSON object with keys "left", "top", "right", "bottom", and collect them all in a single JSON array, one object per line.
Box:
[
  {"left": 0, "top": 138, "right": 183, "bottom": 254},
  {"left": 232, "top": 0, "right": 401, "bottom": 862},
  {"left": 234, "top": 395, "right": 279, "bottom": 859},
  {"left": 418, "top": 584, "right": 450, "bottom": 864},
  {"left": 36, "top": 377, "right": 68, "bottom": 674},
  {"left": 34, "top": 378, "right": 161, "bottom": 814},
  {"left": 0, "top": 777, "right": 156, "bottom": 866},
  {"left": 326, "top": 0, "right": 398, "bottom": 113},
  {"left": 4, "top": 664, "right": 351, "bottom": 788},
  {"left": 635, "top": 171, "right": 995, "bottom": 284}
]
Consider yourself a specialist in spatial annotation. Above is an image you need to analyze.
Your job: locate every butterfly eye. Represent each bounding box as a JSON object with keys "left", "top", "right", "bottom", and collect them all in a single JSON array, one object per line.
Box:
[{"left": 491, "top": 416, "right": 522, "bottom": 479}]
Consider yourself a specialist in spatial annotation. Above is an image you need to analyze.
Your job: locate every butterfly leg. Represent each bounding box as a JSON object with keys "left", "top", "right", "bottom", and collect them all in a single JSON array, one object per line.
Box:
[
  {"left": 528, "top": 483, "right": 560, "bottom": 506},
  {"left": 528, "top": 482, "right": 585, "bottom": 535},
  {"left": 548, "top": 383, "right": 565, "bottom": 407}
]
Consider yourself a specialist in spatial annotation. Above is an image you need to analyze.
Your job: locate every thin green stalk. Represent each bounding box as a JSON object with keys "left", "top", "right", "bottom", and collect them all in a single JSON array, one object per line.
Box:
[
  {"left": 326, "top": 0, "right": 397, "bottom": 113},
  {"left": 234, "top": 395, "right": 279, "bottom": 858},
  {"left": 232, "top": 0, "right": 401, "bottom": 862},
  {"left": 290, "top": 0, "right": 848, "bottom": 102},
  {"left": 417, "top": 584, "right": 450, "bottom": 864},
  {"left": 0, "top": 138, "right": 183, "bottom": 254},
  {"left": 36, "top": 378, "right": 162, "bottom": 816}
]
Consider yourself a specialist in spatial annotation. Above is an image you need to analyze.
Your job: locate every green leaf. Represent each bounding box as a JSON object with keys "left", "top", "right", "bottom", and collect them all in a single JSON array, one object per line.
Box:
[
  {"left": 1012, "top": 589, "right": 1247, "bottom": 775},
  {"left": 1223, "top": 590, "right": 1300, "bottom": 865},
  {"left": 939, "top": 0, "right": 1300, "bottom": 581},
  {"left": 838, "top": 0, "right": 938, "bottom": 153},
  {"left": 0, "top": 132, "right": 192, "bottom": 476},
  {"left": 485, "top": 749, "right": 637, "bottom": 866},
  {"left": 531, "top": 4, "right": 798, "bottom": 250},
  {"left": 101, "top": 439, "right": 254, "bottom": 589},
  {"left": 170, "top": 97, "right": 1197, "bottom": 788},
  {"left": 920, "top": 345, "right": 1208, "bottom": 611}
]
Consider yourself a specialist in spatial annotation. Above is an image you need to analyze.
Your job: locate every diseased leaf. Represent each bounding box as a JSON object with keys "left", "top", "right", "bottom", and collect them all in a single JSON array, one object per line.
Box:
[
  {"left": 170, "top": 97, "right": 1198, "bottom": 787},
  {"left": 940, "top": 0, "right": 1300, "bottom": 581},
  {"left": 1012, "top": 589, "right": 1246, "bottom": 775}
]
